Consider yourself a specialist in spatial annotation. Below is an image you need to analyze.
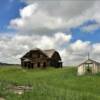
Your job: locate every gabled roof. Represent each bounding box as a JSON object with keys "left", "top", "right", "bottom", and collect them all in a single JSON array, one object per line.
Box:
[
  {"left": 23, "top": 58, "right": 31, "bottom": 62},
  {"left": 31, "top": 49, "right": 56, "bottom": 58},
  {"left": 78, "top": 59, "right": 100, "bottom": 66},
  {"left": 21, "top": 48, "right": 57, "bottom": 59},
  {"left": 43, "top": 49, "right": 55, "bottom": 58},
  {"left": 88, "top": 59, "right": 100, "bottom": 64}
]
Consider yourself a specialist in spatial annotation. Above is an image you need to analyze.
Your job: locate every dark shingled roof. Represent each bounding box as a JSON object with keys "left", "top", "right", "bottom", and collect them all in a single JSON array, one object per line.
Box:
[
  {"left": 30, "top": 48, "right": 56, "bottom": 58},
  {"left": 21, "top": 48, "right": 57, "bottom": 59}
]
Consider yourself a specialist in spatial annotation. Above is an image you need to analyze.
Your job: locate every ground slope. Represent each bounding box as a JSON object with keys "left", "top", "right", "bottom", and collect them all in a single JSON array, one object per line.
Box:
[{"left": 0, "top": 66, "right": 100, "bottom": 100}]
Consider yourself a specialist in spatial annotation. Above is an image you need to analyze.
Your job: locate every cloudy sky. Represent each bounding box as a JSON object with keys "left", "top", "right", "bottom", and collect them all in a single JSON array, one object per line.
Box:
[{"left": 0, "top": 0, "right": 100, "bottom": 66}]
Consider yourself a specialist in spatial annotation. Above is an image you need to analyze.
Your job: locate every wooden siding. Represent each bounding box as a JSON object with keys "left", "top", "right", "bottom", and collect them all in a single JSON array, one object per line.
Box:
[{"left": 21, "top": 49, "right": 62, "bottom": 68}]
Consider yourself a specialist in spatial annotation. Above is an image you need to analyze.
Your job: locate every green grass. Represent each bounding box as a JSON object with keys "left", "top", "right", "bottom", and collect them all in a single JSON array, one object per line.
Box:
[{"left": 0, "top": 66, "right": 100, "bottom": 100}]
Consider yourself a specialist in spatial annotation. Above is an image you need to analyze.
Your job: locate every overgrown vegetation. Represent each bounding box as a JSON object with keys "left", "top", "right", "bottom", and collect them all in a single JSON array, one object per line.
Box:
[{"left": 0, "top": 66, "right": 100, "bottom": 100}]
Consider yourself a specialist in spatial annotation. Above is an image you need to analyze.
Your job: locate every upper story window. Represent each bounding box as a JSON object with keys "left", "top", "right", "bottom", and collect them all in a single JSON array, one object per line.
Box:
[
  {"left": 32, "top": 54, "right": 37, "bottom": 58},
  {"left": 38, "top": 54, "right": 40, "bottom": 58},
  {"left": 38, "top": 54, "right": 43, "bottom": 58},
  {"left": 32, "top": 53, "right": 43, "bottom": 58}
]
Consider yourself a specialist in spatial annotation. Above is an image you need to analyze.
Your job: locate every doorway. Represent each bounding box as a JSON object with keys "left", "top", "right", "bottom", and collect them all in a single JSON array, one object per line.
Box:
[
  {"left": 85, "top": 63, "right": 93, "bottom": 73},
  {"left": 30, "top": 63, "right": 34, "bottom": 68},
  {"left": 43, "top": 62, "right": 46, "bottom": 68},
  {"left": 37, "top": 62, "right": 40, "bottom": 68}
]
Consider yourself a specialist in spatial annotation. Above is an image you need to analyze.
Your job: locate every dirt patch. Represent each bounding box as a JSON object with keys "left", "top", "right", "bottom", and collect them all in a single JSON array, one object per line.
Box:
[
  {"left": 0, "top": 97, "right": 5, "bottom": 100},
  {"left": 7, "top": 85, "right": 32, "bottom": 95}
]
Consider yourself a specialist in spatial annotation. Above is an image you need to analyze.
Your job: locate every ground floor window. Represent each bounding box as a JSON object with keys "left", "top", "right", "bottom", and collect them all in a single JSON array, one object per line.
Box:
[
  {"left": 37, "top": 62, "right": 40, "bottom": 68},
  {"left": 43, "top": 62, "right": 46, "bottom": 68}
]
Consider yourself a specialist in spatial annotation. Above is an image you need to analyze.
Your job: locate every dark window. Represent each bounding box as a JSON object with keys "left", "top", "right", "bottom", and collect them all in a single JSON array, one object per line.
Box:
[
  {"left": 24, "top": 63, "right": 27, "bottom": 67},
  {"left": 43, "top": 62, "right": 46, "bottom": 68},
  {"left": 37, "top": 62, "right": 40, "bottom": 68},
  {"left": 28, "top": 63, "right": 30, "bottom": 69},
  {"left": 32, "top": 54, "right": 37, "bottom": 58},
  {"left": 40, "top": 55, "right": 43, "bottom": 58},
  {"left": 31, "top": 63, "right": 34, "bottom": 68},
  {"left": 38, "top": 54, "right": 40, "bottom": 58}
]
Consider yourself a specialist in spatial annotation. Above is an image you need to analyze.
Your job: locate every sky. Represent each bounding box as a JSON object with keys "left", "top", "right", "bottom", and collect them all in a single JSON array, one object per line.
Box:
[{"left": 0, "top": 0, "right": 100, "bottom": 66}]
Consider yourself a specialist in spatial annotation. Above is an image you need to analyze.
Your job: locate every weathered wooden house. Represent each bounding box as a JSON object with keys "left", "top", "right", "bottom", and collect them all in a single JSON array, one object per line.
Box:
[
  {"left": 21, "top": 49, "right": 62, "bottom": 68},
  {"left": 77, "top": 59, "right": 100, "bottom": 75}
]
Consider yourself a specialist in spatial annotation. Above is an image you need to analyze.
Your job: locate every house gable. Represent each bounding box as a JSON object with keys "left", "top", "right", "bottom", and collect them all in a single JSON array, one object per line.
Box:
[
  {"left": 51, "top": 51, "right": 61, "bottom": 61},
  {"left": 78, "top": 59, "right": 100, "bottom": 75},
  {"left": 21, "top": 48, "right": 62, "bottom": 68},
  {"left": 21, "top": 49, "right": 48, "bottom": 60},
  {"left": 78, "top": 59, "right": 100, "bottom": 67}
]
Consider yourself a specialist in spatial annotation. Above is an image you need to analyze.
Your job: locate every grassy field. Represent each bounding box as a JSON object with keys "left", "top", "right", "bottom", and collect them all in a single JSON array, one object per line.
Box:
[{"left": 0, "top": 66, "right": 100, "bottom": 100}]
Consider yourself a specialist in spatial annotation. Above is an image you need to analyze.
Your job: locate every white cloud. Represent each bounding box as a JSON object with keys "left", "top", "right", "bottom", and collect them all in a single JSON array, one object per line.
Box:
[
  {"left": 54, "top": 32, "right": 72, "bottom": 45},
  {"left": 81, "top": 24, "right": 100, "bottom": 33},
  {"left": 61, "top": 40, "right": 91, "bottom": 66},
  {"left": 60, "top": 40, "right": 100, "bottom": 66},
  {"left": 10, "top": 3, "right": 67, "bottom": 33},
  {"left": 25, "top": 0, "right": 96, "bottom": 19},
  {"left": 2, "top": 0, "right": 100, "bottom": 66},
  {"left": 0, "top": 32, "right": 71, "bottom": 64},
  {"left": 20, "top": 3, "right": 38, "bottom": 18},
  {"left": 70, "top": 40, "right": 91, "bottom": 53},
  {"left": 92, "top": 43, "right": 100, "bottom": 54},
  {"left": 0, "top": 34, "right": 100, "bottom": 66},
  {"left": 9, "top": 0, "right": 100, "bottom": 35}
]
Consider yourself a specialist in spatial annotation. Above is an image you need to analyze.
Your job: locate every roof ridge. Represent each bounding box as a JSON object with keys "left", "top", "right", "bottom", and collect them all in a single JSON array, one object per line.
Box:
[
  {"left": 43, "top": 49, "right": 55, "bottom": 51},
  {"left": 78, "top": 58, "right": 100, "bottom": 66},
  {"left": 43, "top": 49, "right": 56, "bottom": 58}
]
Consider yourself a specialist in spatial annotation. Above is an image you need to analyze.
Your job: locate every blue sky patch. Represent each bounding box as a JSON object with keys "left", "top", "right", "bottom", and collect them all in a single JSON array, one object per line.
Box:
[{"left": 0, "top": 0, "right": 26, "bottom": 32}]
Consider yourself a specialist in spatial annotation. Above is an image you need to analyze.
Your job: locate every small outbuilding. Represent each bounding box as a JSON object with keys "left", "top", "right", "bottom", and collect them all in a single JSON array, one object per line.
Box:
[
  {"left": 77, "top": 59, "right": 100, "bottom": 75},
  {"left": 21, "top": 48, "right": 62, "bottom": 69}
]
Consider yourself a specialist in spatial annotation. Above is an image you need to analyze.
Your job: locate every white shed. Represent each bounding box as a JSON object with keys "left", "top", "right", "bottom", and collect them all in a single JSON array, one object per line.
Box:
[{"left": 77, "top": 59, "right": 100, "bottom": 75}]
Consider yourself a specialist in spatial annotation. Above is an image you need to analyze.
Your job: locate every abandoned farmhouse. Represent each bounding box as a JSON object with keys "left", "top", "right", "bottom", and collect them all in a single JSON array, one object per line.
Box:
[
  {"left": 21, "top": 49, "right": 62, "bottom": 68},
  {"left": 78, "top": 59, "right": 100, "bottom": 75}
]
